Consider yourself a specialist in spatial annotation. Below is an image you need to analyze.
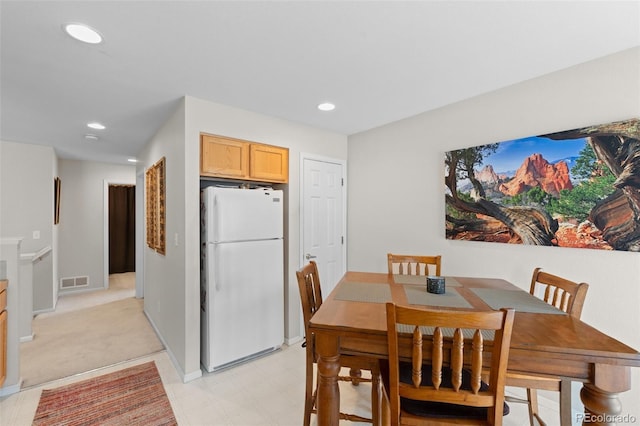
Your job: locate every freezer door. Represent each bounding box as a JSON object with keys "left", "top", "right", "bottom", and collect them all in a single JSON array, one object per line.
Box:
[
  {"left": 203, "top": 238, "right": 284, "bottom": 371},
  {"left": 204, "top": 187, "right": 283, "bottom": 242}
]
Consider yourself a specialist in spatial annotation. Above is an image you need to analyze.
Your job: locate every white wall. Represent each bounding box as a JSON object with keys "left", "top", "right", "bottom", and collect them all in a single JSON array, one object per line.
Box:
[
  {"left": 139, "top": 96, "right": 347, "bottom": 381},
  {"left": 137, "top": 99, "right": 190, "bottom": 379},
  {"left": 347, "top": 47, "right": 640, "bottom": 420},
  {"left": 0, "top": 141, "right": 56, "bottom": 312},
  {"left": 0, "top": 140, "right": 57, "bottom": 391},
  {"left": 58, "top": 159, "right": 135, "bottom": 295},
  {"left": 0, "top": 142, "right": 55, "bottom": 253}
]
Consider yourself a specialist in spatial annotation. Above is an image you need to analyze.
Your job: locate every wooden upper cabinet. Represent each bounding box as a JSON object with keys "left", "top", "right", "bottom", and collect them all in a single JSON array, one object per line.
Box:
[
  {"left": 250, "top": 143, "right": 289, "bottom": 183},
  {"left": 200, "top": 134, "right": 289, "bottom": 183},
  {"left": 200, "top": 135, "right": 249, "bottom": 179}
]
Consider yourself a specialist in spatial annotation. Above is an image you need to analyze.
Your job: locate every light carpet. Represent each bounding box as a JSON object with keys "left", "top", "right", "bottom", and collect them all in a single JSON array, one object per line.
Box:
[
  {"left": 32, "top": 361, "right": 177, "bottom": 426},
  {"left": 21, "top": 297, "right": 164, "bottom": 387}
]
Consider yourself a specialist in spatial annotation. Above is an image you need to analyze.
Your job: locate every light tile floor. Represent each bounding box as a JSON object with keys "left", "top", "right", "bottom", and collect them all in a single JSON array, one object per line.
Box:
[{"left": 1, "top": 343, "right": 563, "bottom": 426}]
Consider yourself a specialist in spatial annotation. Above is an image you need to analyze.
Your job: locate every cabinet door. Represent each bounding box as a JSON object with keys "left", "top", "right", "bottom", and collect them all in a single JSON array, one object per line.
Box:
[
  {"left": 200, "top": 135, "right": 249, "bottom": 179},
  {"left": 249, "top": 144, "right": 289, "bottom": 183},
  {"left": 0, "top": 309, "right": 6, "bottom": 387}
]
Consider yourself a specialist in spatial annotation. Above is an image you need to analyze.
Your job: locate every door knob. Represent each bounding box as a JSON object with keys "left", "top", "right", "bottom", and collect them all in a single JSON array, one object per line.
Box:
[{"left": 305, "top": 253, "right": 317, "bottom": 260}]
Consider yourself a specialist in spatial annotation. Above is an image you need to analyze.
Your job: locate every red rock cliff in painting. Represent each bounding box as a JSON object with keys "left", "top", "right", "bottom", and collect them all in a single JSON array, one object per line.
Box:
[{"left": 498, "top": 153, "right": 573, "bottom": 197}]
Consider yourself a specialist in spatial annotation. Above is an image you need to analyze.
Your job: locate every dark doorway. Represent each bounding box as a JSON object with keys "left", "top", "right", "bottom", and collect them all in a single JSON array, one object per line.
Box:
[{"left": 109, "top": 184, "right": 136, "bottom": 273}]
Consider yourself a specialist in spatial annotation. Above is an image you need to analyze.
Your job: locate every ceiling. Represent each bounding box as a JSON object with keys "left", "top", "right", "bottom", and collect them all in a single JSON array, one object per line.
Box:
[{"left": 2, "top": 1, "right": 639, "bottom": 165}]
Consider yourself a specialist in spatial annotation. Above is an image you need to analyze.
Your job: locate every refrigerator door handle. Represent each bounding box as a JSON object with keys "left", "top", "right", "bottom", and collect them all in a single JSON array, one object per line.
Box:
[
  {"left": 209, "top": 242, "right": 221, "bottom": 292},
  {"left": 214, "top": 248, "right": 220, "bottom": 292}
]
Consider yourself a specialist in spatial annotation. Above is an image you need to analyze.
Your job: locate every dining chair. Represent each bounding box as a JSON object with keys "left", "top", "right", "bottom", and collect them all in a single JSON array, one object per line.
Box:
[
  {"left": 502, "top": 267, "right": 589, "bottom": 426},
  {"left": 382, "top": 303, "right": 515, "bottom": 426},
  {"left": 296, "top": 261, "right": 381, "bottom": 425},
  {"left": 387, "top": 253, "right": 442, "bottom": 276}
]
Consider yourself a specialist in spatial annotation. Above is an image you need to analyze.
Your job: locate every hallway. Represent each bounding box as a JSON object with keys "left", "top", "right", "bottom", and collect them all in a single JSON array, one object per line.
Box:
[
  {"left": 19, "top": 273, "right": 163, "bottom": 387},
  {"left": 36, "top": 272, "right": 135, "bottom": 319}
]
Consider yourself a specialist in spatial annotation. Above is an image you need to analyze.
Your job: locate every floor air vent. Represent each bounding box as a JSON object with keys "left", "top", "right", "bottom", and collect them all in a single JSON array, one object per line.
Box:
[{"left": 60, "top": 276, "right": 89, "bottom": 289}]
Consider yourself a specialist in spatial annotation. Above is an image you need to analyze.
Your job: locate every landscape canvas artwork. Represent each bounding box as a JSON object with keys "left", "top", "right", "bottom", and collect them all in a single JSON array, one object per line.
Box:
[{"left": 445, "top": 118, "right": 640, "bottom": 251}]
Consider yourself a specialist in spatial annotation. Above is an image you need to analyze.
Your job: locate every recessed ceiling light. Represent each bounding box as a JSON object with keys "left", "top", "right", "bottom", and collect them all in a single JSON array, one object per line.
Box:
[
  {"left": 317, "top": 102, "right": 336, "bottom": 112},
  {"left": 64, "top": 23, "right": 103, "bottom": 44},
  {"left": 84, "top": 134, "right": 99, "bottom": 141},
  {"left": 87, "top": 122, "right": 105, "bottom": 130},
  {"left": 127, "top": 158, "right": 138, "bottom": 163}
]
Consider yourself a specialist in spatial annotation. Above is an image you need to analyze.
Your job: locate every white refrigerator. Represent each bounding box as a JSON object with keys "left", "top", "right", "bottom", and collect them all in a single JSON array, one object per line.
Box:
[{"left": 200, "top": 186, "right": 284, "bottom": 372}]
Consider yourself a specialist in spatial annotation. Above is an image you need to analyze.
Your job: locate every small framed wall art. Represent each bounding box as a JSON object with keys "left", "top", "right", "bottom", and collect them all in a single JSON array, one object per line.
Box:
[{"left": 145, "top": 157, "right": 166, "bottom": 255}]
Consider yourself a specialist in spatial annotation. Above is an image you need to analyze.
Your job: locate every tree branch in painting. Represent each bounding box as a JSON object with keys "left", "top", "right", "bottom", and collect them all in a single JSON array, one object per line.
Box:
[{"left": 542, "top": 119, "right": 640, "bottom": 251}]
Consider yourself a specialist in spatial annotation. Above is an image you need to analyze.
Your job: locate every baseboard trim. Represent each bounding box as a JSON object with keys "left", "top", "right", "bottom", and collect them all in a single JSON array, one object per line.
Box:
[
  {"left": 0, "top": 379, "right": 23, "bottom": 397},
  {"left": 19, "top": 333, "right": 34, "bottom": 343},
  {"left": 142, "top": 307, "right": 202, "bottom": 383}
]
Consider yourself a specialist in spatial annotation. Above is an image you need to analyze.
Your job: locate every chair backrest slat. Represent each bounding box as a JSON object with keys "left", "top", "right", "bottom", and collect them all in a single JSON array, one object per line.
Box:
[
  {"left": 412, "top": 327, "right": 423, "bottom": 388},
  {"left": 471, "top": 330, "right": 483, "bottom": 394},
  {"left": 451, "top": 328, "right": 463, "bottom": 392},
  {"left": 431, "top": 327, "right": 443, "bottom": 390}
]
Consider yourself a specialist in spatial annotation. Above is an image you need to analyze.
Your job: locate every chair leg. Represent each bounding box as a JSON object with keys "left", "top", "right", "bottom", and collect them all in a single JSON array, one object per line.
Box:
[
  {"left": 559, "top": 379, "right": 573, "bottom": 426},
  {"left": 528, "top": 388, "right": 547, "bottom": 426},
  {"left": 527, "top": 388, "right": 537, "bottom": 426},
  {"left": 380, "top": 383, "right": 391, "bottom": 426},
  {"left": 371, "top": 370, "right": 381, "bottom": 426},
  {"left": 303, "top": 358, "right": 315, "bottom": 426}
]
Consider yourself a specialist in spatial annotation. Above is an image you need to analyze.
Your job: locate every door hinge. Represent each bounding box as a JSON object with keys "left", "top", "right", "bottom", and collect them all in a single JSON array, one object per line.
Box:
[
  {"left": 341, "top": 178, "right": 344, "bottom": 186},
  {"left": 341, "top": 236, "right": 344, "bottom": 244}
]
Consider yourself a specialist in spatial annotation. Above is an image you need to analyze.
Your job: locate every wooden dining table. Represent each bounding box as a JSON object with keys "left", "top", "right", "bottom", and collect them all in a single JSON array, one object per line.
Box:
[{"left": 308, "top": 271, "right": 640, "bottom": 426}]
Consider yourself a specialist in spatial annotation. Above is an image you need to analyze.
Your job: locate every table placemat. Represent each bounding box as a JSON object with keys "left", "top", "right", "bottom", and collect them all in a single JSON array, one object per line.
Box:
[
  {"left": 334, "top": 281, "right": 392, "bottom": 303},
  {"left": 471, "top": 288, "right": 567, "bottom": 315},
  {"left": 393, "top": 275, "right": 462, "bottom": 287},
  {"left": 403, "top": 285, "right": 472, "bottom": 309}
]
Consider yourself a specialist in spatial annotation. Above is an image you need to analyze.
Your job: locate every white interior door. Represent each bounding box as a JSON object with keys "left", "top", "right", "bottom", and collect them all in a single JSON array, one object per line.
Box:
[{"left": 301, "top": 156, "right": 346, "bottom": 297}]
